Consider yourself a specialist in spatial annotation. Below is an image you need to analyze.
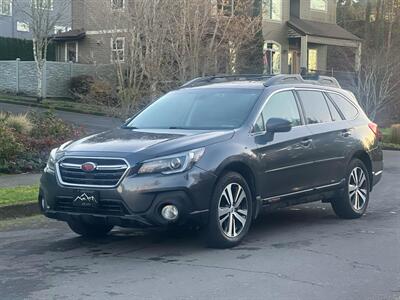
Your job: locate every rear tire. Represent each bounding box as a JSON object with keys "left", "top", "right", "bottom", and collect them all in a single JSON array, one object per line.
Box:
[
  {"left": 67, "top": 219, "right": 114, "bottom": 237},
  {"left": 331, "top": 159, "right": 370, "bottom": 219},
  {"left": 206, "top": 172, "right": 253, "bottom": 248}
]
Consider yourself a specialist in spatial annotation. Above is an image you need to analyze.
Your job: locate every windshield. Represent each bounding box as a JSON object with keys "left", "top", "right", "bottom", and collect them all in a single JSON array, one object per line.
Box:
[{"left": 127, "top": 88, "right": 263, "bottom": 130}]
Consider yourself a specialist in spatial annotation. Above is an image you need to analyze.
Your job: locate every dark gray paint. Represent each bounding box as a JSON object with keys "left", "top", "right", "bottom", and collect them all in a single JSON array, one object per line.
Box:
[{"left": 0, "top": 151, "right": 398, "bottom": 300}]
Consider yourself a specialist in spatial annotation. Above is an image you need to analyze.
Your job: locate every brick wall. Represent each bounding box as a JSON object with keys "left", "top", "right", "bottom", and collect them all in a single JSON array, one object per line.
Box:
[{"left": 0, "top": 60, "right": 115, "bottom": 98}]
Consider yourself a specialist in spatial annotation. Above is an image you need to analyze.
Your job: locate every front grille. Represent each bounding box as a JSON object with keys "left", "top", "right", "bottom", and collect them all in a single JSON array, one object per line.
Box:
[
  {"left": 57, "top": 157, "right": 129, "bottom": 187},
  {"left": 55, "top": 196, "right": 129, "bottom": 216}
]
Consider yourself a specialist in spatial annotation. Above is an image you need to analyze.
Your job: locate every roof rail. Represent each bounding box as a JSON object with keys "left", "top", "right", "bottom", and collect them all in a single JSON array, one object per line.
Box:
[
  {"left": 263, "top": 74, "right": 341, "bottom": 88},
  {"left": 180, "top": 74, "right": 274, "bottom": 88},
  {"left": 180, "top": 73, "right": 341, "bottom": 89}
]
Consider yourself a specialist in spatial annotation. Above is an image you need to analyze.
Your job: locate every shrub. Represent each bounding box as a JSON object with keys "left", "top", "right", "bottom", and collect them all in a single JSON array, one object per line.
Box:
[
  {"left": 0, "top": 124, "right": 25, "bottom": 173},
  {"left": 0, "top": 111, "right": 8, "bottom": 122},
  {"left": 391, "top": 124, "right": 400, "bottom": 144},
  {"left": 70, "top": 75, "right": 95, "bottom": 97},
  {"left": 5, "top": 113, "right": 33, "bottom": 135},
  {"left": 29, "top": 111, "right": 80, "bottom": 139},
  {"left": 0, "top": 111, "right": 84, "bottom": 174}
]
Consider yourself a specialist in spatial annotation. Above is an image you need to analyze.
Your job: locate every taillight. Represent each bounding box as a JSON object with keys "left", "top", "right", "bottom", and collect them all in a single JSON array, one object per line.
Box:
[{"left": 368, "top": 122, "right": 382, "bottom": 141}]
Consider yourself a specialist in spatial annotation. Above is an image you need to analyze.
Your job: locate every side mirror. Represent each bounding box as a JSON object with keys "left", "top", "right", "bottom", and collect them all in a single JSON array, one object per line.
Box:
[{"left": 266, "top": 118, "right": 292, "bottom": 133}]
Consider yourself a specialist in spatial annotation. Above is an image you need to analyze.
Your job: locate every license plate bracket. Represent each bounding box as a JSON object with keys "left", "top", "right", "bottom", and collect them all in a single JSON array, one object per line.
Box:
[{"left": 73, "top": 190, "right": 99, "bottom": 208}]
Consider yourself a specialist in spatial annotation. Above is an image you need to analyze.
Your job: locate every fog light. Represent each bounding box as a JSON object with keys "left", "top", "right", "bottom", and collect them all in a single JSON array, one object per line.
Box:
[{"left": 161, "top": 205, "right": 179, "bottom": 221}]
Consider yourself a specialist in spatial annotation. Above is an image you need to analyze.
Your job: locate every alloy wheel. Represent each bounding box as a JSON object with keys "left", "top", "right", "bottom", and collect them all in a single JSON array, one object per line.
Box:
[
  {"left": 348, "top": 167, "right": 368, "bottom": 211},
  {"left": 218, "top": 183, "right": 248, "bottom": 238}
]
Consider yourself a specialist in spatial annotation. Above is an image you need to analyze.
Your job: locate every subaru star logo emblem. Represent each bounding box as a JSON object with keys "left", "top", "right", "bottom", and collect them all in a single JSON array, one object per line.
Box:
[{"left": 81, "top": 162, "right": 97, "bottom": 172}]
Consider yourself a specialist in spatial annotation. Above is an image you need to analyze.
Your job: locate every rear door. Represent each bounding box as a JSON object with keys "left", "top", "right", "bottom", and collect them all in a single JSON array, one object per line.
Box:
[
  {"left": 252, "top": 90, "right": 315, "bottom": 200},
  {"left": 296, "top": 90, "right": 348, "bottom": 187}
]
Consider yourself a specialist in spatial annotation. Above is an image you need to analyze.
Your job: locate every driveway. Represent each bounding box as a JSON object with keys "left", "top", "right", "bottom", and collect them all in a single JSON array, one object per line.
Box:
[
  {"left": 0, "top": 151, "right": 399, "bottom": 300},
  {"left": 0, "top": 102, "right": 122, "bottom": 133}
]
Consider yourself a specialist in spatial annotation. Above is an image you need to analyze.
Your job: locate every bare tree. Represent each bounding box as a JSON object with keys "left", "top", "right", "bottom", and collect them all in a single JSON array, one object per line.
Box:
[
  {"left": 167, "top": 0, "right": 261, "bottom": 82},
  {"left": 354, "top": 49, "right": 400, "bottom": 120},
  {"left": 82, "top": 0, "right": 261, "bottom": 117},
  {"left": 16, "top": 0, "right": 69, "bottom": 102}
]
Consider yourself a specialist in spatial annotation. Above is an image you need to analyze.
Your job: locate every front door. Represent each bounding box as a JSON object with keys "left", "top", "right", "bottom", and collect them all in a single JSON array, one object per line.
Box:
[
  {"left": 252, "top": 90, "right": 315, "bottom": 200},
  {"left": 288, "top": 50, "right": 300, "bottom": 74}
]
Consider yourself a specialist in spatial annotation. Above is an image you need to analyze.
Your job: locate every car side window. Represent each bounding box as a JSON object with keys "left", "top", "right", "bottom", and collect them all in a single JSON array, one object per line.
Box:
[
  {"left": 326, "top": 96, "right": 343, "bottom": 121},
  {"left": 328, "top": 93, "right": 359, "bottom": 120},
  {"left": 298, "top": 90, "right": 332, "bottom": 124},
  {"left": 254, "top": 91, "right": 301, "bottom": 133}
]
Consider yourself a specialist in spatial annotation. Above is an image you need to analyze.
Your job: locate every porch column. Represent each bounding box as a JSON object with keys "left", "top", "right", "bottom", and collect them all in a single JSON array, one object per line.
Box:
[
  {"left": 300, "top": 35, "right": 308, "bottom": 71},
  {"left": 355, "top": 42, "right": 362, "bottom": 72}
]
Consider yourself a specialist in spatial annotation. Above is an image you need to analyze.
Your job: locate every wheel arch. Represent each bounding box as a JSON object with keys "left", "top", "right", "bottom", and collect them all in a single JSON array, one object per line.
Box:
[
  {"left": 216, "top": 161, "right": 259, "bottom": 218},
  {"left": 350, "top": 150, "right": 373, "bottom": 191}
]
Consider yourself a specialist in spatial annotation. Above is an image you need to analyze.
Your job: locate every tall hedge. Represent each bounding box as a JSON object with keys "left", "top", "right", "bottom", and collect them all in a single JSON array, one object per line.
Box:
[{"left": 0, "top": 37, "right": 56, "bottom": 61}]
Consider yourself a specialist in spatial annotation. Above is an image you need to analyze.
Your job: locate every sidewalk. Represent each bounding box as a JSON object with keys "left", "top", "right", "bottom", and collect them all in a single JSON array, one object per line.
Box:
[{"left": 0, "top": 173, "right": 41, "bottom": 188}]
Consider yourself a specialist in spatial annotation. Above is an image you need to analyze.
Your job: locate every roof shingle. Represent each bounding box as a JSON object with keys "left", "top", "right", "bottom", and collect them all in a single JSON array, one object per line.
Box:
[{"left": 288, "top": 18, "right": 361, "bottom": 41}]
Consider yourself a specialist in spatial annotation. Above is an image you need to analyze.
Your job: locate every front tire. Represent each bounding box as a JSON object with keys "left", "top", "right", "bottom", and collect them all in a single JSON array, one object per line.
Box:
[
  {"left": 331, "top": 159, "right": 370, "bottom": 219},
  {"left": 206, "top": 172, "right": 253, "bottom": 248},
  {"left": 67, "top": 219, "right": 114, "bottom": 237}
]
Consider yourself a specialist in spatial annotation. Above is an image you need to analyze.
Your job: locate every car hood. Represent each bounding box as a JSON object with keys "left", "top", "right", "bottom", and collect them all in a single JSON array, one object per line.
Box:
[{"left": 62, "top": 128, "right": 235, "bottom": 163}]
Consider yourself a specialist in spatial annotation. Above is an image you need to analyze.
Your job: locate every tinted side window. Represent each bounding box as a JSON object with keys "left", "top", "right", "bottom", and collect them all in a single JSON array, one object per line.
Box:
[
  {"left": 329, "top": 93, "right": 358, "bottom": 120},
  {"left": 326, "top": 97, "right": 343, "bottom": 121},
  {"left": 254, "top": 91, "right": 301, "bottom": 132},
  {"left": 298, "top": 91, "right": 332, "bottom": 124}
]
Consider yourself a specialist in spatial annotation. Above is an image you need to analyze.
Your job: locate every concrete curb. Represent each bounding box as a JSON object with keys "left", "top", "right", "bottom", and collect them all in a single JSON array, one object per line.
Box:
[
  {"left": 0, "top": 202, "right": 40, "bottom": 220},
  {"left": 382, "top": 146, "right": 400, "bottom": 151},
  {"left": 0, "top": 98, "right": 107, "bottom": 117}
]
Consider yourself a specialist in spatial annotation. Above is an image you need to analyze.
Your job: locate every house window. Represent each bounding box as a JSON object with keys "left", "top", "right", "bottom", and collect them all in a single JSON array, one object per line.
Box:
[
  {"left": 262, "top": 0, "right": 282, "bottom": 21},
  {"left": 213, "top": 0, "right": 234, "bottom": 16},
  {"left": 32, "top": 0, "right": 54, "bottom": 10},
  {"left": 17, "top": 22, "right": 30, "bottom": 32},
  {"left": 66, "top": 42, "right": 78, "bottom": 63},
  {"left": 310, "top": 0, "right": 327, "bottom": 11},
  {"left": 308, "top": 48, "right": 318, "bottom": 72},
  {"left": 111, "top": 0, "right": 125, "bottom": 10},
  {"left": 54, "top": 26, "right": 67, "bottom": 34},
  {"left": 111, "top": 37, "right": 125, "bottom": 62},
  {"left": 0, "top": 0, "right": 12, "bottom": 16},
  {"left": 263, "top": 41, "right": 281, "bottom": 75}
]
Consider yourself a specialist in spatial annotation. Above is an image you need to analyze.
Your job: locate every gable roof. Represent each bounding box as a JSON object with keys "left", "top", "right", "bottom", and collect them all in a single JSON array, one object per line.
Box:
[{"left": 288, "top": 17, "right": 361, "bottom": 41}]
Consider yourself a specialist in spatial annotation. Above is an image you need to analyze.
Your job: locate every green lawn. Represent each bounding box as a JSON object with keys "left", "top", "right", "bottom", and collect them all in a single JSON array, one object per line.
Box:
[{"left": 0, "top": 185, "right": 39, "bottom": 207}]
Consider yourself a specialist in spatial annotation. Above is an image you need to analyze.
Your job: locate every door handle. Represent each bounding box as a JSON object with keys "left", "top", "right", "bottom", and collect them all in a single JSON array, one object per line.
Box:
[
  {"left": 301, "top": 138, "right": 312, "bottom": 147},
  {"left": 342, "top": 129, "right": 351, "bottom": 137}
]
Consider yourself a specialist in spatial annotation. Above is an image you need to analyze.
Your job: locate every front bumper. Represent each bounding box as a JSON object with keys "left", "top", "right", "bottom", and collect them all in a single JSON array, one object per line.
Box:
[{"left": 40, "top": 166, "right": 217, "bottom": 227}]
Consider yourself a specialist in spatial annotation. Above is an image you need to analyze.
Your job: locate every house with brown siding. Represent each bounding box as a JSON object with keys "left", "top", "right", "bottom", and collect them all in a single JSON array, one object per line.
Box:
[{"left": 54, "top": 0, "right": 361, "bottom": 75}]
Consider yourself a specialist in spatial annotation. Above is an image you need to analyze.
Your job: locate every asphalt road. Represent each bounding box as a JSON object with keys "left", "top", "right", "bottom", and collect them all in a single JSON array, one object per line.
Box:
[
  {"left": 0, "top": 151, "right": 399, "bottom": 300},
  {"left": 0, "top": 102, "right": 122, "bottom": 133}
]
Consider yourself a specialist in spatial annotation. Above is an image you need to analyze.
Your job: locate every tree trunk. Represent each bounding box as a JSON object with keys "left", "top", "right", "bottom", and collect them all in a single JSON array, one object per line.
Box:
[{"left": 36, "top": 63, "right": 43, "bottom": 103}]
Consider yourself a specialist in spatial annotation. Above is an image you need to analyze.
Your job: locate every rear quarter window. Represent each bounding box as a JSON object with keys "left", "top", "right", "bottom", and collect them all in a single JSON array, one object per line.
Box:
[{"left": 328, "top": 93, "right": 359, "bottom": 120}]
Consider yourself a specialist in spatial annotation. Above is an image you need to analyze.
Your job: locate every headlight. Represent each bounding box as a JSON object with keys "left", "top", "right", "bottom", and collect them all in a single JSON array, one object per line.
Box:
[
  {"left": 45, "top": 148, "right": 58, "bottom": 172},
  {"left": 138, "top": 148, "right": 205, "bottom": 175}
]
